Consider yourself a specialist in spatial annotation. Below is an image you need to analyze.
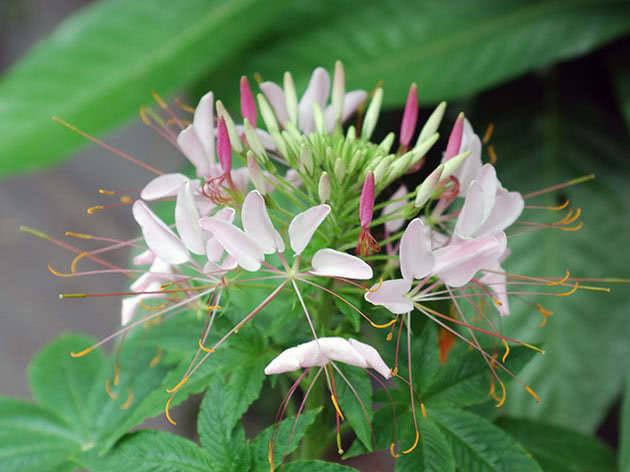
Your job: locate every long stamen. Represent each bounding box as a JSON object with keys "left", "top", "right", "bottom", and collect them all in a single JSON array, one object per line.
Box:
[{"left": 401, "top": 313, "right": 419, "bottom": 455}]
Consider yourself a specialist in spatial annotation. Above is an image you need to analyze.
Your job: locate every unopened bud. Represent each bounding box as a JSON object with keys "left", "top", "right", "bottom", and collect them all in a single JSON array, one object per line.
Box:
[
  {"left": 283, "top": 72, "right": 298, "bottom": 125},
  {"left": 417, "top": 101, "right": 446, "bottom": 147},
  {"left": 257, "top": 93, "right": 279, "bottom": 134},
  {"left": 331, "top": 61, "right": 345, "bottom": 126},
  {"left": 400, "top": 83, "right": 418, "bottom": 149},
  {"left": 444, "top": 112, "right": 465, "bottom": 161},
  {"left": 247, "top": 151, "right": 267, "bottom": 195},
  {"left": 313, "top": 102, "right": 325, "bottom": 134},
  {"left": 361, "top": 88, "right": 383, "bottom": 140},
  {"left": 415, "top": 165, "right": 443, "bottom": 208},
  {"left": 360, "top": 172, "right": 375, "bottom": 227},
  {"left": 243, "top": 119, "right": 266, "bottom": 159},
  {"left": 216, "top": 100, "right": 242, "bottom": 152},
  {"left": 318, "top": 172, "right": 331, "bottom": 203},
  {"left": 379, "top": 132, "right": 395, "bottom": 153},
  {"left": 299, "top": 147, "right": 313, "bottom": 174},
  {"left": 334, "top": 158, "right": 345, "bottom": 181},
  {"left": 240, "top": 76, "right": 257, "bottom": 126},
  {"left": 440, "top": 150, "right": 470, "bottom": 180},
  {"left": 216, "top": 117, "right": 232, "bottom": 174}
]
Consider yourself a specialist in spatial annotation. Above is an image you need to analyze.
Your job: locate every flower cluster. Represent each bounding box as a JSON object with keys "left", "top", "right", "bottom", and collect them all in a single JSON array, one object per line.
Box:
[{"left": 37, "top": 61, "right": 596, "bottom": 463}]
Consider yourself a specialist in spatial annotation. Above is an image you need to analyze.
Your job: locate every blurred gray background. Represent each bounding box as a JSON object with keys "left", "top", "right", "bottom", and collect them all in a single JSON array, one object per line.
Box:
[{"left": 0, "top": 0, "right": 177, "bottom": 398}]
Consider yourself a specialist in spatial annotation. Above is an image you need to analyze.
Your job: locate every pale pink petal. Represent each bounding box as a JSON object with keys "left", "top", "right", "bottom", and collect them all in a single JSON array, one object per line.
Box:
[
  {"left": 193, "top": 92, "right": 215, "bottom": 165},
  {"left": 310, "top": 248, "right": 373, "bottom": 280},
  {"left": 384, "top": 185, "right": 408, "bottom": 233},
  {"left": 433, "top": 232, "right": 507, "bottom": 287},
  {"left": 177, "top": 125, "right": 211, "bottom": 178},
  {"left": 452, "top": 119, "right": 482, "bottom": 195},
  {"left": 121, "top": 280, "right": 164, "bottom": 325},
  {"left": 130, "top": 257, "right": 173, "bottom": 292},
  {"left": 199, "top": 217, "right": 264, "bottom": 271},
  {"left": 400, "top": 218, "right": 435, "bottom": 280},
  {"left": 132, "top": 249, "right": 155, "bottom": 266},
  {"left": 298, "top": 67, "right": 330, "bottom": 134},
  {"left": 475, "top": 164, "right": 499, "bottom": 215},
  {"left": 288, "top": 204, "right": 330, "bottom": 255},
  {"left": 348, "top": 339, "right": 391, "bottom": 379},
  {"left": 133, "top": 200, "right": 190, "bottom": 265},
  {"left": 476, "top": 189, "right": 524, "bottom": 235},
  {"left": 264, "top": 346, "right": 303, "bottom": 374},
  {"left": 242, "top": 190, "right": 285, "bottom": 254},
  {"left": 317, "top": 337, "right": 367, "bottom": 368},
  {"left": 141, "top": 173, "right": 189, "bottom": 201},
  {"left": 454, "top": 181, "right": 486, "bottom": 239},
  {"left": 229, "top": 167, "right": 252, "bottom": 194},
  {"left": 324, "top": 90, "right": 368, "bottom": 132},
  {"left": 175, "top": 181, "right": 206, "bottom": 255},
  {"left": 365, "top": 278, "right": 413, "bottom": 315},
  {"left": 479, "top": 263, "right": 510, "bottom": 316},
  {"left": 260, "top": 81, "right": 289, "bottom": 125}
]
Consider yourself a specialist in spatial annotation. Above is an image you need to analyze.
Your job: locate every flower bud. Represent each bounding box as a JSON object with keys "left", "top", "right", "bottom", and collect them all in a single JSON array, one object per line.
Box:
[
  {"left": 257, "top": 93, "right": 279, "bottom": 134},
  {"left": 361, "top": 88, "right": 383, "bottom": 140},
  {"left": 216, "top": 116, "right": 232, "bottom": 174},
  {"left": 240, "top": 76, "right": 257, "bottom": 126},
  {"left": 444, "top": 112, "right": 465, "bottom": 161},
  {"left": 334, "top": 158, "right": 345, "bottom": 181},
  {"left": 318, "top": 172, "right": 331, "bottom": 203},
  {"left": 331, "top": 61, "right": 345, "bottom": 126},
  {"left": 415, "top": 165, "right": 443, "bottom": 208},
  {"left": 283, "top": 71, "right": 298, "bottom": 125},
  {"left": 360, "top": 172, "right": 375, "bottom": 228},
  {"left": 441, "top": 150, "right": 470, "bottom": 180},
  {"left": 216, "top": 100, "right": 242, "bottom": 152},
  {"left": 243, "top": 118, "right": 266, "bottom": 160},
  {"left": 299, "top": 147, "right": 313, "bottom": 174},
  {"left": 400, "top": 83, "right": 418, "bottom": 150},
  {"left": 416, "top": 101, "right": 446, "bottom": 147}
]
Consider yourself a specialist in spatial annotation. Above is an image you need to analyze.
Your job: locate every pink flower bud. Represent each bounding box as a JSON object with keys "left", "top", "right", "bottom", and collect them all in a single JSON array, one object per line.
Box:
[
  {"left": 399, "top": 83, "right": 418, "bottom": 149},
  {"left": 360, "top": 172, "right": 375, "bottom": 228},
  {"left": 240, "top": 76, "right": 257, "bottom": 125},
  {"left": 444, "top": 112, "right": 464, "bottom": 161},
  {"left": 216, "top": 116, "right": 232, "bottom": 174}
]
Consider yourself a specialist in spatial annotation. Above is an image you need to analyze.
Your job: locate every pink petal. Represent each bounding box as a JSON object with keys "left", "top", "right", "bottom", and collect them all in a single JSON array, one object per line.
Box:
[
  {"left": 193, "top": 92, "right": 215, "bottom": 165},
  {"left": 451, "top": 118, "right": 482, "bottom": 195},
  {"left": 242, "top": 190, "right": 285, "bottom": 254},
  {"left": 199, "top": 217, "right": 264, "bottom": 271},
  {"left": 175, "top": 181, "right": 206, "bottom": 255},
  {"left": 298, "top": 67, "right": 330, "bottom": 134},
  {"left": 317, "top": 337, "right": 367, "bottom": 368},
  {"left": 400, "top": 218, "right": 435, "bottom": 280},
  {"left": 444, "top": 113, "right": 464, "bottom": 161},
  {"left": 130, "top": 257, "right": 173, "bottom": 292},
  {"left": 348, "top": 339, "right": 391, "bottom": 379},
  {"left": 476, "top": 189, "right": 524, "bottom": 235},
  {"left": 359, "top": 172, "right": 375, "bottom": 227},
  {"left": 399, "top": 83, "right": 418, "bottom": 148},
  {"left": 132, "top": 249, "right": 155, "bottom": 266},
  {"left": 288, "top": 204, "right": 330, "bottom": 255},
  {"left": 141, "top": 173, "right": 189, "bottom": 201},
  {"left": 384, "top": 185, "right": 408, "bottom": 233},
  {"left": 240, "top": 76, "right": 257, "bottom": 125},
  {"left": 216, "top": 117, "right": 232, "bottom": 174},
  {"left": 479, "top": 264, "right": 510, "bottom": 316},
  {"left": 177, "top": 125, "right": 211, "bottom": 178},
  {"left": 310, "top": 248, "right": 373, "bottom": 280},
  {"left": 454, "top": 181, "right": 486, "bottom": 239},
  {"left": 260, "top": 81, "right": 289, "bottom": 125},
  {"left": 133, "top": 200, "right": 190, "bottom": 265},
  {"left": 324, "top": 90, "right": 367, "bottom": 132},
  {"left": 264, "top": 346, "right": 303, "bottom": 374},
  {"left": 364, "top": 278, "right": 413, "bottom": 315},
  {"left": 433, "top": 232, "right": 507, "bottom": 287}
]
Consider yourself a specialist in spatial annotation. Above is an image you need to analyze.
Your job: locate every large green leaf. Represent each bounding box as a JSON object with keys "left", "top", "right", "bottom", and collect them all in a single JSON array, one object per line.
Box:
[
  {"left": 475, "top": 76, "right": 630, "bottom": 431},
  {"left": 225, "top": 0, "right": 630, "bottom": 107},
  {"left": 335, "top": 366, "right": 373, "bottom": 451},
  {"left": 431, "top": 409, "right": 542, "bottom": 472},
  {"left": 284, "top": 461, "right": 357, "bottom": 471},
  {"left": 496, "top": 417, "right": 615, "bottom": 472},
  {"left": 621, "top": 375, "right": 630, "bottom": 471},
  {"left": 396, "top": 415, "right": 455, "bottom": 472},
  {"left": 0, "top": 0, "right": 288, "bottom": 175},
  {"left": 0, "top": 398, "right": 80, "bottom": 472}
]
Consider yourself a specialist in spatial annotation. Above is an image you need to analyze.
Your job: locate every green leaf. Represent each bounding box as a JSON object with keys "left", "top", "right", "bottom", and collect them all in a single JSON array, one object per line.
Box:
[
  {"left": 496, "top": 417, "right": 615, "bottom": 472},
  {"left": 0, "top": 398, "right": 80, "bottom": 472},
  {"left": 335, "top": 366, "right": 373, "bottom": 451},
  {"left": 620, "top": 375, "right": 630, "bottom": 471},
  {"left": 0, "top": 0, "right": 289, "bottom": 175},
  {"left": 84, "top": 430, "right": 215, "bottom": 472},
  {"left": 431, "top": 409, "right": 542, "bottom": 472},
  {"left": 284, "top": 461, "right": 358, "bottom": 471},
  {"left": 396, "top": 415, "right": 455, "bottom": 472},
  {"left": 610, "top": 47, "right": 630, "bottom": 130},
  {"left": 228, "top": 0, "right": 630, "bottom": 106},
  {"left": 250, "top": 408, "right": 320, "bottom": 471},
  {"left": 478, "top": 76, "right": 630, "bottom": 432}
]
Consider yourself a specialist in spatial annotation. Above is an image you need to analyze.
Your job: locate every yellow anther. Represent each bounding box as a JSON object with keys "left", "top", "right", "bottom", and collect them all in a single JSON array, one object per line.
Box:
[
  {"left": 501, "top": 339, "right": 510, "bottom": 363},
  {"left": 48, "top": 264, "right": 71, "bottom": 278},
  {"left": 204, "top": 304, "right": 222, "bottom": 311},
  {"left": 492, "top": 296, "right": 503, "bottom": 306},
  {"left": 152, "top": 90, "right": 168, "bottom": 109},
  {"left": 70, "top": 345, "right": 95, "bottom": 357},
  {"left": 175, "top": 99, "right": 196, "bottom": 113},
  {"left": 386, "top": 332, "right": 393, "bottom": 341},
  {"left": 139, "top": 106, "right": 152, "bottom": 125},
  {"left": 70, "top": 252, "right": 89, "bottom": 273},
  {"left": 369, "top": 318, "right": 397, "bottom": 329},
  {"left": 390, "top": 367, "right": 399, "bottom": 377},
  {"left": 19, "top": 226, "right": 50, "bottom": 240},
  {"left": 487, "top": 145, "right": 497, "bottom": 165},
  {"left": 120, "top": 390, "right": 134, "bottom": 410},
  {"left": 165, "top": 396, "right": 177, "bottom": 425},
  {"left": 198, "top": 339, "right": 215, "bottom": 353},
  {"left": 389, "top": 442, "right": 401, "bottom": 458},
  {"left": 119, "top": 195, "right": 133, "bottom": 204},
  {"left": 105, "top": 379, "right": 118, "bottom": 400},
  {"left": 525, "top": 385, "right": 541, "bottom": 403},
  {"left": 536, "top": 304, "right": 553, "bottom": 328},
  {"left": 149, "top": 348, "right": 162, "bottom": 368},
  {"left": 87, "top": 205, "right": 105, "bottom": 215},
  {"left": 330, "top": 394, "right": 345, "bottom": 421},
  {"left": 64, "top": 231, "right": 93, "bottom": 240},
  {"left": 166, "top": 375, "right": 189, "bottom": 394},
  {"left": 490, "top": 380, "right": 507, "bottom": 408},
  {"left": 420, "top": 402, "right": 427, "bottom": 418},
  {"left": 482, "top": 123, "right": 495, "bottom": 144},
  {"left": 98, "top": 188, "right": 116, "bottom": 195},
  {"left": 561, "top": 207, "right": 582, "bottom": 225},
  {"left": 113, "top": 364, "right": 120, "bottom": 386},
  {"left": 59, "top": 293, "right": 87, "bottom": 299},
  {"left": 560, "top": 221, "right": 584, "bottom": 232},
  {"left": 551, "top": 199, "right": 570, "bottom": 210},
  {"left": 546, "top": 269, "right": 571, "bottom": 286},
  {"left": 402, "top": 430, "right": 420, "bottom": 455},
  {"left": 253, "top": 72, "right": 264, "bottom": 84},
  {"left": 559, "top": 281, "right": 579, "bottom": 297}
]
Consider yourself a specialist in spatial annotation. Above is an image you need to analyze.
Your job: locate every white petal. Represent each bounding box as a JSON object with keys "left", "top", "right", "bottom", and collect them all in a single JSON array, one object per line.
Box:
[
  {"left": 383, "top": 185, "right": 408, "bottom": 233},
  {"left": 242, "top": 190, "right": 285, "bottom": 254},
  {"left": 454, "top": 181, "right": 486, "bottom": 239},
  {"left": 260, "top": 81, "right": 288, "bottom": 125},
  {"left": 130, "top": 257, "right": 173, "bottom": 292},
  {"left": 479, "top": 263, "right": 510, "bottom": 316},
  {"left": 454, "top": 119, "right": 482, "bottom": 195},
  {"left": 175, "top": 181, "right": 206, "bottom": 255},
  {"left": 132, "top": 249, "right": 155, "bottom": 266},
  {"left": 316, "top": 337, "right": 367, "bottom": 368},
  {"left": 177, "top": 125, "right": 211, "bottom": 178},
  {"left": 364, "top": 278, "right": 413, "bottom": 315},
  {"left": 476, "top": 189, "right": 524, "bottom": 235},
  {"left": 288, "top": 204, "right": 330, "bottom": 255},
  {"left": 400, "top": 218, "right": 435, "bottom": 280},
  {"left": 199, "top": 217, "right": 264, "bottom": 271},
  {"left": 141, "top": 173, "right": 189, "bottom": 200},
  {"left": 121, "top": 281, "right": 163, "bottom": 326},
  {"left": 310, "top": 248, "right": 373, "bottom": 280},
  {"left": 298, "top": 67, "right": 330, "bottom": 134},
  {"left": 133, "top": 200, "right": 190, "bottom": 265},
  {"left": 264, "top": 346, "right": 304, "bottom": 374},
  {"left": 348, "top": 339, "right": 391, "bottom": 379},
  {"left": 193, "top": 92, "right": 215, "bottom": 165}
]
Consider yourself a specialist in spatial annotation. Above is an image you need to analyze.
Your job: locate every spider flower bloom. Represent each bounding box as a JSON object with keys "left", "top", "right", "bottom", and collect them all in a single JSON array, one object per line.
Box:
[{"left": 356, "top": 172, "right": 379, "bottom": 256}]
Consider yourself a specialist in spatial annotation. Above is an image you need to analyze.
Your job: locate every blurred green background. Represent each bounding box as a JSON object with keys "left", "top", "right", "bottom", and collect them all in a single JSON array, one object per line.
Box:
[{"left": 0, "top": 0, "right": 629, "bottom": 468}]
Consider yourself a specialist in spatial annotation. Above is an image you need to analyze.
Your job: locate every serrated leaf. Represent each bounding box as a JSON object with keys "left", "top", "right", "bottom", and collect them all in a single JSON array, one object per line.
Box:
[
  {"left": 496, "top": 417, "right": 615, "bottom": 472},
  {"left": 0, "top": 0, "right": 289, "bottom": 175},
  {"left": 0, "top": 398, "right": 80, "bottom": 472},
  {"left": 250, "top": 408, "right": 320, "bottom": 471},
  {"left": 477, "top": 77, "right": 630, "bottom": 432},
  {"left": 431, "top": 409, "right": 542, "bottom": 472},
  {"left": 335, "top": 366, "right": 373, "bottom": 452},
  {"left": 225, "top": 0, "right": 630, "bottom": 106},
  {"left": 284, "top": 460, "right": 358, "bottom": 471}
]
